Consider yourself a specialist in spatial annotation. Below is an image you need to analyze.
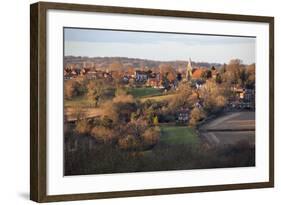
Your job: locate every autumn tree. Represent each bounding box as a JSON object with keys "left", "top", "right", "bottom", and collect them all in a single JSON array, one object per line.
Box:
[
  {"left": 91, "top": 126, "right": 116, "bottom": 143},
  {"left": 64, "top": 80, "right": 85, "bottom": 99},
  {"left": 86, "top": 80, "right": 107, "bottom": 107},
  {"left": 109, "top": 61, "right": 123, "bottom": 71},
  {"left": 201, "top": 69, "right": 212, "bottom": 80},
  {"left": 74, "top": 119, "right": 90, "bottom": 135},
  {"left": 245, "top": 63, "right": 255, "bottom": 89},
  {"left": 159, "top": 64, "right": 176, "bottom": 82},
  {"left": 161, "top": 73, "right": 170, "bottom": 90},
  {"left": 101, "top": 92, "right": 136, "bottom": 123},
  {"left": 169, "top": 81, "right": 197, "bottom": 110},
  {"left": 199, "top": 80, "right": 227, "bottom": 113},
  {"left": 142, "top": 126, "right": 160, "bottom": 147},
  {"left": 189, "top": 107, "right": 206, "bottom": 127},
  {"left": 117, "top": 118, "right": 148, "bottom": 150},
  {"left": 222, "top": 59, "right": 244, "bottom": 85}
]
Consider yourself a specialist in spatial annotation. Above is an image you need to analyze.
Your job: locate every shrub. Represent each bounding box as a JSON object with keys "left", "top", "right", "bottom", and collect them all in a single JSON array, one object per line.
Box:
[
  {"left": 118, "top": 135, "right": 141, "bottom": 150},
  {"left": 189, "top": 107, "right": 206, "bottom": 127},
  {"left": 142, "top": 126, "right": 160, "bottom": 146},
  {"left": 74, "top": 119, "right": 90, "bottom": 134},
  {"left": 64, "top": 80, "right": 85, "bottom": 99},
  {"left": 91, "top": 126, "right": 116, "bottom": 143}
]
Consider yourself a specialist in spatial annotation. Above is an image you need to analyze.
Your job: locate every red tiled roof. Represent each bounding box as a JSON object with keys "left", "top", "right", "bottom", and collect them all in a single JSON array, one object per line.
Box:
[{"left": 192, "top": 68, "right": 204, "bottom": 79}]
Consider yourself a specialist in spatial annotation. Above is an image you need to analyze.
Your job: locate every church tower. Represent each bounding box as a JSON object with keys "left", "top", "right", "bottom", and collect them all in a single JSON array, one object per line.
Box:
[{"left": 186, "top": 58, "right": 193, "bottom": 81}]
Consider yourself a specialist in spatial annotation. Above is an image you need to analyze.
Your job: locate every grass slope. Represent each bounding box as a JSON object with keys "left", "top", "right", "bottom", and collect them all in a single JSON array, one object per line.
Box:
[
  {"left": 160, "top": 125, "right": 199, "bottom": 145},
  {"left": 129, "top": 87, "right": 163, "bottom": 98}
]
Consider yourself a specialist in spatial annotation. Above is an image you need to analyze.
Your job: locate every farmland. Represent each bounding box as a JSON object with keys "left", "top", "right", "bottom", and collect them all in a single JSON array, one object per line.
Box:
[
  {"left": 160, "top": 125, "right": 199, "bottom": 145},
  {"left": 128, "top": 87, "right": 163, "bottom": 98}
]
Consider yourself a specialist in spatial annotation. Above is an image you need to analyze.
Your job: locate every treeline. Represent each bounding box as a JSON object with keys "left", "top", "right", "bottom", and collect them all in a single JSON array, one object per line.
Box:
[
  {"left": 65, "top": 138, "right": 255, "bottom": 175},
  {"left": 64, "top": 56, "right": 223, "bottom": 70}
]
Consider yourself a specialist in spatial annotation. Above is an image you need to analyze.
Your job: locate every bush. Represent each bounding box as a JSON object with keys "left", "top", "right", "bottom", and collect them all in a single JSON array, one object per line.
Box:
[
  {"left": 91, "top": 126, "right": 116, "bottom": 143},
  {"left": 74, "top": 119, "right": 90, "bottom": 134},
  {"left": 64, "top": 80, "right": 85, "bottom": 99},
  {"left": 189, "top": 107, "right": 206, "bottom": 127},
  {"left": 118, "top": 135, "right": 141, "bottom": 150},
  {"left": 142, "top": 126, "right": 160, "bottom": 146}
]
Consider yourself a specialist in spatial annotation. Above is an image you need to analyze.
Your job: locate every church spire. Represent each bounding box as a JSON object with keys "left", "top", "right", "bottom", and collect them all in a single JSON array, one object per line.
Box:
[{"left": 186, "top": 58, "right": 193, "bottom": 81}]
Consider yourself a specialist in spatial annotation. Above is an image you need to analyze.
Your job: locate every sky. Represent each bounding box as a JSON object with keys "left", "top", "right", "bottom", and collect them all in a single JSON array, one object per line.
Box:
[{"left": 64, "top": 28, "right": 256, "bottom": 64}]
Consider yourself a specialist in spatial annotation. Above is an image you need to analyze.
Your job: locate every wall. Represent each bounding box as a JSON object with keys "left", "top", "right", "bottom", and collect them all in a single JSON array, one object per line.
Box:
[{"left": 0, "top": 0, "right": 279, "bottom": 204}]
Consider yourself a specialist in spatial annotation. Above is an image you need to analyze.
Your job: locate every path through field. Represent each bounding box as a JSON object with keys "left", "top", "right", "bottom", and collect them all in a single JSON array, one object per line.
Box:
[{"left": 200, "top": 111, "right": 255, "bottom": 147}]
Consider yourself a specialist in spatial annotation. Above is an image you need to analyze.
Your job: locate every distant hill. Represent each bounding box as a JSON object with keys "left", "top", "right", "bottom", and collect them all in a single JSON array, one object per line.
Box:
[{"left": 64, "top": 56, "right": 223, "bottom": 71}]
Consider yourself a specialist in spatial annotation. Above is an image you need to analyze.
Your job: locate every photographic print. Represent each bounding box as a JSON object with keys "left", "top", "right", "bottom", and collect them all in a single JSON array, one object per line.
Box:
[
  {"left": 30, "top": 2, "right": 274, "bottom": 202},
  {"left": 63, "top": 28, "right": 256, "bottom": 176}
]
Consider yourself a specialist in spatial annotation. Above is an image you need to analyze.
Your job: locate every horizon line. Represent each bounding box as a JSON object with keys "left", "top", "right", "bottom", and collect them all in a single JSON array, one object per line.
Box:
[{"left": 64, "top": 55, "right": 255, "bottom": 65}]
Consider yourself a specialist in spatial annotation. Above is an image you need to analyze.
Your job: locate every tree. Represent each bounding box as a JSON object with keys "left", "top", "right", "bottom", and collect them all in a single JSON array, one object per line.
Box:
[
  {"left": 101, "top": 94, "right": 136, "bottom": 123},
  {"left": 153, "top": 115, "right": 159, "bottom": 126},
  {"left": 199, "top": 80, "right": 227, "bottom": 113},
  {"left": 91, "top": 126, "right": 116, "bottom": 143},
  {"left": 142, "top": 126, "right": 160, "bottom": 146},
  {"left": 245, "top": 64, "right": 255, "bottom": 89},
  {"left": 215, "top": 73, "right": 222, "bottom": 84},
  {"left": 189, "top": 107, "right": 206, "bottom": 127},
  {"left": 115, "top": 87, "right": 128, "bottom": 97},
  {"left": 75, "top": 119, "right": 90, "bottom": 134},
  {"left": 238, "top": 67, "right": 249, "bottom": 87},
  {"left": 167, "top": 71, "right": 176, "bottom": 82},
  {"left": 64, "top": 80, "right": 85, "bottom": 99},
  {"left": 109, "top": 61, "right": 123, "bottom": 71},
  {"left": 201, "top": 69, "right": 212, "bottom": 80},
  {"left": 86, "top": 80, "right": 107, "bottom": 107},
  {"left": 118, "top": 135, "right": 141, "bottom": 150},
  {"left": 161, "top": 73, "right": 170, "bottom": 90},
  {"left": 169, "top": 81, "right": 197, "bottom": 110},
  {"left": 222, "top": 59, "right": 244, "bottom": 85}
]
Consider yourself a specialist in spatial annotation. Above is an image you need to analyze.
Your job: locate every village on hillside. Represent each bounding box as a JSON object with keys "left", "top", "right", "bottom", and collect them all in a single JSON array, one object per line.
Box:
[
  {"left": 64, "top": 57, "right": 255, "bottom": 117},
  {"left": 64, "top": 56, "right": 256, "bottom": 175}
]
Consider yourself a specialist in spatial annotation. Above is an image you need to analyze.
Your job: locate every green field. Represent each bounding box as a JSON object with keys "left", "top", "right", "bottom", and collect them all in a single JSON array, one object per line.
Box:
[
  {"left": 160, "top": 125, "right": 199, "bottom": 145},
  {"left": 129, "top": 87, "right": 163, "bottom": 98},
  {"left": 65, "top": 87, "right": 163, "bottom": 107},
  {"left": 140, "top": 93, "right": 177, "bottom": 102}
]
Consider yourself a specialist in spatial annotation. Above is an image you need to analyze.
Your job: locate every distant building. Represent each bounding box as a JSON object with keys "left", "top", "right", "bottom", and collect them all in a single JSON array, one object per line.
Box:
[
  {"left": 228, "top": 87, "right": 255, "bottom": 110},
  {"left": 122, "top": 75, "right": 130, "bottom": 83},
  {"left": 192, "top": 68, "right": 204, "bottom": 79},
  {"left": 80, "top": 68, "right": 90, "bottom": 75},
  {"left": 135, "top": 70, "right": 149, "bottom": 82},
  {"left": 146, "top": 73, "right": 161, "bottom": 87},
  {"left": 186, "top": 58, "right": 193, "bottom": 81},
  {"left": 177, "top": 108, "right": 189, "bottom": 124}
]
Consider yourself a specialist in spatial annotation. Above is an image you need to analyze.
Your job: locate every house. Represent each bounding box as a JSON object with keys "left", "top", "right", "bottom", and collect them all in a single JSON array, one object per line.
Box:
[
  {"left": 80, "top": 68, "right": 90, "bottom": 75},
  {"left": 135, "top": 70, "right": 149, "bottom": 82},
  {"left": 64, "top": 67, "right": 73, "bottom": 80},
  {"left": 146, "top": 72, "right": 161, "bottom": 87},
  {"left": 86, "top": 70, "right": 98, "bottom": 79},
  {"left": 122, "top": 75, "right": 130, "bottom": 83},
  {"left": 103, "top": 72, "right": 113, "bottom": 80},
  {"left": 229, "top": 87, "right": 255, "bottom": 110},
  {"left": 192, "top": 68, "right": 204, "bottom": 79},
  {"left": 177, "top": 108, "right": 189, "bottom": 124},
  {"left": 146, "top": 78, "right": 159, "bottom": 87},
  {"left": 244, "top": 89, "right": 255, "bottom": 102}
]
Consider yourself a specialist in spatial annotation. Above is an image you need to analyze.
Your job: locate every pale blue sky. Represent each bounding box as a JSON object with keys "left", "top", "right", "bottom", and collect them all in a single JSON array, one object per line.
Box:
[{"left": 64, "top": 28, "right": 256, "bottom": 64}]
